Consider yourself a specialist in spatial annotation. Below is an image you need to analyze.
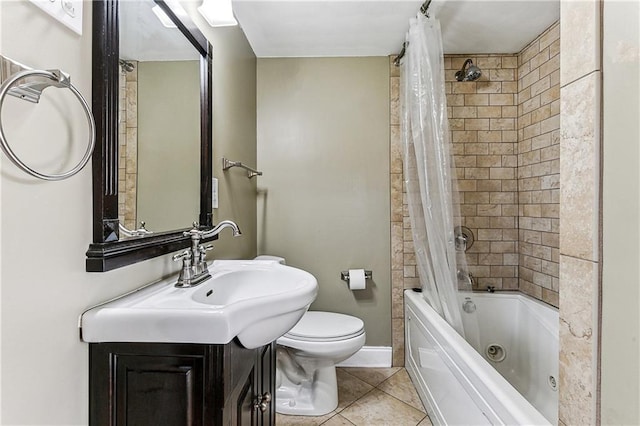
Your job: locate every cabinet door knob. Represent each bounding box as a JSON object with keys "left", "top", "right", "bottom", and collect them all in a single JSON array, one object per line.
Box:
[{"left": 255, "top": 392, "right": 271, "bottom": 412}]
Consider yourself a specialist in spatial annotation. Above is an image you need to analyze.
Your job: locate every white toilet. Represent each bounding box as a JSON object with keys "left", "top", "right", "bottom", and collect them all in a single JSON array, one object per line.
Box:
[
  {"left": 275, "top": 311, "right": 365, "bottom": 416},
  {"left": 254, "top": 256, "right": 366, "bottom": 416}
]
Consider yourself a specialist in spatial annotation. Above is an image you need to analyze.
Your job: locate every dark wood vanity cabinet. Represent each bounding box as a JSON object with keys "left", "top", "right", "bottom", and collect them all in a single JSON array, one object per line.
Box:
[{"left": 89, "top": 341, "right": 275, "bottom": 426}]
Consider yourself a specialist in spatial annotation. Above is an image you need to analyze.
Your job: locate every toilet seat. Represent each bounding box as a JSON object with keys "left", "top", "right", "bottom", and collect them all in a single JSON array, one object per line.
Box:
[{"left": 283, "top": 311, "right": 364, "bottom": 342}]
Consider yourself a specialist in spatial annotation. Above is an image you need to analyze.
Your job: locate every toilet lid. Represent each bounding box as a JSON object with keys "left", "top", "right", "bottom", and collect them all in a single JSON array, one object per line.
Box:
[{"left": 284, "top": 311, "right": 364, "bottom": 342}]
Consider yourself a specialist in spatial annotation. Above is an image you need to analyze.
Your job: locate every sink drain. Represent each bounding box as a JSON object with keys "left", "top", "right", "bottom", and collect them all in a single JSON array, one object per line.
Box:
[{"left": 485, "top": 344, "right": 506, "bottom": 362}]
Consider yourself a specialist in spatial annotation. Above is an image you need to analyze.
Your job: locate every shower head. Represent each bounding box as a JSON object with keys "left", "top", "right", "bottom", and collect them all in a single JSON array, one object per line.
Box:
[
  {"left": 119, "top": 59, "right": 135, "bottom": 73},
  {"left": 455, "top": 59, "right": 482, "bottom": 82}
]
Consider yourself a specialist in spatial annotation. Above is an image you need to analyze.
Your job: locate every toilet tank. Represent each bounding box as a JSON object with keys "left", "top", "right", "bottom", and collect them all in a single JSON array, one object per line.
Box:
[{"left": 254, "top": 255, "right": 286, "bottom": 265}]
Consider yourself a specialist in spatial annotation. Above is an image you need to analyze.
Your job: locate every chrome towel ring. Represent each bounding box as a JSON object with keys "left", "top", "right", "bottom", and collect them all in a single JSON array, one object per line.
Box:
[{"left": 0, "top": 58, "right": 95, "bottom": 181}]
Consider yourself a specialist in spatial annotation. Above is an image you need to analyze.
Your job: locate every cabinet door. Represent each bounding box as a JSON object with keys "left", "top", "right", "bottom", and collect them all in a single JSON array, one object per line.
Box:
[
  {"left": 228, "top": 343, "right": 274, "bottom": 426},
  {"left": 89, "top": 343, "right": 222, "bottom": 426},
  {"left": 224, "top": 340, "right": 258, "bottom": 425},
  {"left": 235, "top": 363, "right": 257, "bottom": 425},
  {"left": 256, "top": 343, "right": 275, "bottom": 426},
  {"left": 89, "top": 342, "right": 275, "bottom": 426},
  {"left": 115, "top": 354, "right": 204, "bottom": 426}
]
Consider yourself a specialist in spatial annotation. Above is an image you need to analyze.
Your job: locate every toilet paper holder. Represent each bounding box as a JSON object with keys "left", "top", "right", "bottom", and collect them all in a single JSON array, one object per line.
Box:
[{"left": 340, "top": 270, "right": 373, "bottom": 282}]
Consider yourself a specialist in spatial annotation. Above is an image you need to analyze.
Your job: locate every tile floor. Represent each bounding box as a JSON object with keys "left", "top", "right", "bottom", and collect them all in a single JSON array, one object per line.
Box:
[{"left": 275, "top": 367, "right": 433, "bottom": 426}]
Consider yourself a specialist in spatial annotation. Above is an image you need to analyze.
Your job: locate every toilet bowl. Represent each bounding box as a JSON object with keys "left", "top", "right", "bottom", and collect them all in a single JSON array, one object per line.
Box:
[
  {"left": 275, "top": 311, "right": 365, "bottom": 416},
  {"left": 252, "top": 256, "right": 366, "bottom": 416}
]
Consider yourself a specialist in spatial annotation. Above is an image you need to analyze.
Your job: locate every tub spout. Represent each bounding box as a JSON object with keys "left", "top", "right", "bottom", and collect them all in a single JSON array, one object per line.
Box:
[{"left": 457, "top": 269, "right": 475, "bottom": 289}]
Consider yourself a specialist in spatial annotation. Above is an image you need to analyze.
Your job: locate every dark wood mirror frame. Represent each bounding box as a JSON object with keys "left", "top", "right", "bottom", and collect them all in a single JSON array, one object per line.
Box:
[{"left": 86, "top": 0, "right": 214, "bottom": 272}]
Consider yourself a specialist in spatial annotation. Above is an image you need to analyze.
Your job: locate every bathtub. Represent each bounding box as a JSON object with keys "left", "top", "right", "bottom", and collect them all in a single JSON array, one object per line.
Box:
[{"left": 405, "top": 289, "right": 558, "bottom": 425}]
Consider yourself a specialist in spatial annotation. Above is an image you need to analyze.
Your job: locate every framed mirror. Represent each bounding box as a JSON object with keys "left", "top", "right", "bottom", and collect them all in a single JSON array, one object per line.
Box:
[{"left": 86, "top": 0, "right": 214, "bottom": 272}]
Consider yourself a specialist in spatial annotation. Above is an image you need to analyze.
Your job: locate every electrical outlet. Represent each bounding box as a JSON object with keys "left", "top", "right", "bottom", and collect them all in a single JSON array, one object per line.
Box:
[{"left": 29, "top": 0, "right": 83, "bottom": 35}]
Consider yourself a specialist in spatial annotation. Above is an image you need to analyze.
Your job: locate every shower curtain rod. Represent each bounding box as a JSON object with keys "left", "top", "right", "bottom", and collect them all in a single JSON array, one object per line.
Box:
[{"left": 393, "top": 0, "right": 432, "bottom": 67}]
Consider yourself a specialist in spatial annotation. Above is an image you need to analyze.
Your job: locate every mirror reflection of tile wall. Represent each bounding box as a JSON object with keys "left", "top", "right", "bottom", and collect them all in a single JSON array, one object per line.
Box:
[{"left": 118, "top": 61, "right": 138, "bottom": 230}]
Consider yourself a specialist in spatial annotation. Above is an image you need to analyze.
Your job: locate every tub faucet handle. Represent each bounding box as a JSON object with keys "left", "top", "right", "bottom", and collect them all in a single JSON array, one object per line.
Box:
[{"left": 455, "top": 233, "right": 468, "bottom": 251}]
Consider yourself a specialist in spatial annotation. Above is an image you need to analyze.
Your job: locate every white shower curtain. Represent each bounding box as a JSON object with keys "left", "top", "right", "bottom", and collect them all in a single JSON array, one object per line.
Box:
[{"left": 401, "top": 15, "right": 467, "bottom": 337}]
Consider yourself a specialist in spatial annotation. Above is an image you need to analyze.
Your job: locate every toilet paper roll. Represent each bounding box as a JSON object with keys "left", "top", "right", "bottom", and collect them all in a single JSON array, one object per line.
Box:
[{"left": 348, "top": 269, "right": 366, "bottom": 290}]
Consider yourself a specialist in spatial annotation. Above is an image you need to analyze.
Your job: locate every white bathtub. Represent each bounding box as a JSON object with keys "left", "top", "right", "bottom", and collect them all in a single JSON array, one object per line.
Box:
[{"left": 405, "top": 289, "right": 558, "bottom": 425}]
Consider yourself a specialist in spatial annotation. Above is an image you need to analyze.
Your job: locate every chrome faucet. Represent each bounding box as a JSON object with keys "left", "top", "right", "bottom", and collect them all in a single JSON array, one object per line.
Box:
[{"left": 173, "top": 220, "right": 242, "bottom": 287}]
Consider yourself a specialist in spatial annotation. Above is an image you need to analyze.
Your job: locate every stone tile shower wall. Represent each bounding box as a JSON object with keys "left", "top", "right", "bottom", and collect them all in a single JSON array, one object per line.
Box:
[
  {"left": 389, "top": 57, "right": 405, "bottom": 367},
  {"left": 118, "top": 61, "right": 138, "bottom": 230},
  {"left": 516, "top": 24, "right": 560, "bottom": 307},
  {"left": 445, "top": 54, "right": 520, "bottom": 293},
  {"left": 558, "top": 1, "right": 601, "bottom": 422},
  {"left": 390, "top": 22, "right": 560, "bottom": 366}
]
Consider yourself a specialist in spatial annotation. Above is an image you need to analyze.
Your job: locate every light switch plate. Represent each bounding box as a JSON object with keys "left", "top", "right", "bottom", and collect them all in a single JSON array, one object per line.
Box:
[
  {"left": 212, "top": 178, "right": 219, "bottom": 209},
  {"left": 29, "top": 0, "right": 83, "bottom": 35}
]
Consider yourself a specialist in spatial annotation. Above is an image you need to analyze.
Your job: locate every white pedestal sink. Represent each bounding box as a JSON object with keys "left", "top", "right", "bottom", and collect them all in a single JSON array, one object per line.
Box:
[{"left": 81, "top": 259, "right": 318, "bottom": 349}]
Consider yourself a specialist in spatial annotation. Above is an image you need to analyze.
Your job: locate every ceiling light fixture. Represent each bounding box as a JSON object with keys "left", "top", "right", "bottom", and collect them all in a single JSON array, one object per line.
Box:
[
  {"left": 151, "top": 5, "right": 177, "bottom": 29},
  {"left": 197, "top": 0, "right": 238, "bottom": 27}
]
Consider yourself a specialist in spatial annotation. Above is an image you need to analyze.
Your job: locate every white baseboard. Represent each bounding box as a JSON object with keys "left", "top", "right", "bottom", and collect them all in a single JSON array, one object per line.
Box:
[{"left": 336, "top": 346, "right": 392, "bottom": 368}]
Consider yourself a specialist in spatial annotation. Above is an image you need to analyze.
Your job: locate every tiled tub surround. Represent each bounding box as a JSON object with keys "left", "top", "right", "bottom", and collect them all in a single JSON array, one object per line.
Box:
[
  {"left": 558, "top": 1, "right": 602, "bottom": 423},
  {"left": 516, "top": 23, "right": 561, "bottom": 307},
  {"left": 445, "top": 53, "right": 521, "bottom": 294},
  {"left": 389, "top": 21, "right": 560, "bottom": 366},
  {"left": 446, "top": 22, "right": 560, "bottom": 304}
]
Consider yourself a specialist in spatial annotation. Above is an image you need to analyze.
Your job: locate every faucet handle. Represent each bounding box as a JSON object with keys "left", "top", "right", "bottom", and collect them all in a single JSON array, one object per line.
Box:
[
  {"left": 173, "top": 249, "right": 192, "bottom": 262},
  {"left": 199, "top": 244, "right": 214, "bottom": 255},
  {"left": 174, "top": 249, "right": 194, "bottom": 288},
  {"left": 199, "top": 244, "right": 213, "bottom": 262},
  {"left": 197, "top": 244, "right": 214, "bottom": 275}
]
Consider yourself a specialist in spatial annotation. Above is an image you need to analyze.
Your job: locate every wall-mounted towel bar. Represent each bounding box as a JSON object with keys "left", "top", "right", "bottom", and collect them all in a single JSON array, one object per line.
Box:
[
  {"left": 222, "top": 157, "right": 262, "bottom": 179},
  {"left": 0, "top": 54, "right": 95, "bottom": 181}
]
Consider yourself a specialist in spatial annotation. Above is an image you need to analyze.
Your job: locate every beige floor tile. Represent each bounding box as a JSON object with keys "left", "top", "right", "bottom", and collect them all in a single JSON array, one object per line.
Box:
[
  {"left": 378, "top": 368, "right": 426, "bottom": 413},
  {"left": 321, "top": 413, "right": 357, "bottom": 425},
  {"left": 417, "top": 415, "right": 433, "bottom": 425},
  {"left": 339, "top": 388, "right": 426, "bottom": 426},
  {"left": 340, "top": 367, "right": 401, "bottom": 387},
  {"left": 277, "top": 367, "right": 429, "bottom": 425},
  {"left": 276, "top": 412, "right": 335, "bottom": 425},
  {"left": 336, "top": 368, "right": 375, "bottom": 412}
]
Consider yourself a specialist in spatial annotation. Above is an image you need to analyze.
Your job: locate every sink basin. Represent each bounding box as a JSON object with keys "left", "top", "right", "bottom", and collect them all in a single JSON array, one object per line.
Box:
[{"left": 81, "top": 260, "right": 318, "bottom": 349}]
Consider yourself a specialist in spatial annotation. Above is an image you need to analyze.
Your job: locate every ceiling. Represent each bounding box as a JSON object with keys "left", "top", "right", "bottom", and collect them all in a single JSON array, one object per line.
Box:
[{"left": 232, "top": 0, "right": 560, "bottom": 57}]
